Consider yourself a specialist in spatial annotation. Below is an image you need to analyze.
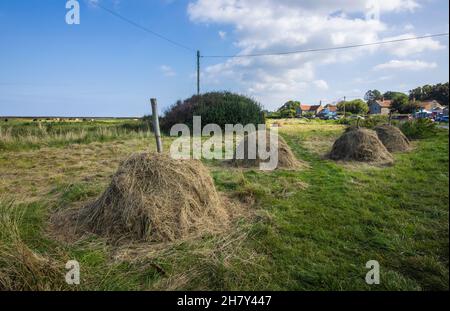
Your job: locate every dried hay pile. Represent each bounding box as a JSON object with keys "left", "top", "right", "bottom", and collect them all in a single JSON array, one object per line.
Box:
[
  {"left": 374, "top": 125, "right": 410, "bottom": 152},
  {"left": 231, "top": 131, "right": 304, "bottom": 170},
  {"left": 329, "top": 128, "right": 393, "bottom": 164},
  {"left": 80, "top": 153, "right": 228, "bottom": 242}
]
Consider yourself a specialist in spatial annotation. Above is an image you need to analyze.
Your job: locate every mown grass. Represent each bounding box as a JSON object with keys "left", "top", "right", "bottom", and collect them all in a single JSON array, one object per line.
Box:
[{"left": 0, "top": 120, "right": 448, "bottom": 290}]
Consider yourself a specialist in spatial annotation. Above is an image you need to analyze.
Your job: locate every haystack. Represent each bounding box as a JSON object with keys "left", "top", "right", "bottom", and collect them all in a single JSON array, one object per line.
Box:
[
  {"left": 80, "top": 153, "right": 228, "bottom": 242},
  {"left": 231, "top": 131, "right": 303, "bottom": 169},
  {"left": 374, "top": 125, "right": 410, "bottom": 152},
  {"left": 329, "top": 128, "right": 393, "bottom": 164}
]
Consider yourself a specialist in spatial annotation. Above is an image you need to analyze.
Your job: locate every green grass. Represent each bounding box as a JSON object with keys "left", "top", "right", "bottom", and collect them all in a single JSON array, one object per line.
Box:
[
  {"left": 230, "top": 131, "right": 448, "bottom": 290},
  {"left": 0, "top": 121, "right": 448, "bottom": 290},
  {"left": 0, "top": 119, "right": 152, "bottom": 151}
]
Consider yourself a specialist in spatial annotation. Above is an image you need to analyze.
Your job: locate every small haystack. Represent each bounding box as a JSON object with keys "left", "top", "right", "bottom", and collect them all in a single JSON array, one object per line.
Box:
[
  {"left": 374, "top": 125, "right": 410, "bottom": 152},
  {"left": 80, "top": 153, "right": 228, "bottom": 242},
  {"left": 329, "top": 128, "right": 393, "bottom": 164},
  {"left": 231, "top": 131, "right": 303, "bottom": 170}
]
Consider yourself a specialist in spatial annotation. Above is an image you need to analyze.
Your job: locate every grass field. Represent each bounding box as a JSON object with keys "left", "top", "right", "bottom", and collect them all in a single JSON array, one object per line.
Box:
[{"left": 0, "top": 119, "right": 448, "bottom": 290}]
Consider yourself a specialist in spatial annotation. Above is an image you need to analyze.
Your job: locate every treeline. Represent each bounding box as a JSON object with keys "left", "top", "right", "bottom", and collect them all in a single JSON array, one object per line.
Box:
[
  {"left": 409, "top": 82, "right": 449, "bottom": 104},
  {"left": 365, "top": 82, "right": 448, "bottom": 113}
]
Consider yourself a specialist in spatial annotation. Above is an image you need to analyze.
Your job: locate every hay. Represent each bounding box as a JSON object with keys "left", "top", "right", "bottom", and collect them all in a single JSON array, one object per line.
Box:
[
  {"left": 80, "top": 153, "right": 228, "bottom": 242},
  {"left": 231, "top": 131, "right": 304, "bottom": 169},
  {"left": 329, "top": 128, "right": 393, "bottom": 164},
  {"left": 374, "top": 125, "right": 410, "bottom": 152}
]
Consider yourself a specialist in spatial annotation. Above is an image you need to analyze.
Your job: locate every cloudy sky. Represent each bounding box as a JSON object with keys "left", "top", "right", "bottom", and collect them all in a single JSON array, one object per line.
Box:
[{"left": 0, "top": 0, "right": 448, "bottom": 116}]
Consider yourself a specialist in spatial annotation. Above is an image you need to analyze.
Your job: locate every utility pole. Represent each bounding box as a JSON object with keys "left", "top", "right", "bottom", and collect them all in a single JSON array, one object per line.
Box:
[
  {"left": 197, "top": 50, "right": 200, "bottom": 95},
  {"left": 343, "top": 96, "right": 346, "bottom": 119}
]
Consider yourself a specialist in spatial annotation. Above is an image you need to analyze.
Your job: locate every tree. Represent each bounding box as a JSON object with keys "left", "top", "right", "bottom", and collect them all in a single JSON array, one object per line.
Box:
[
  {"left": 278, "top": 100, "right": 301, "bottom": 118},
  {"left": 391, "top": 95, "right": 409, "bottom": 113},
  {"left": 161, "top": 92, "right": 265, "bottom": 132},
  {"left": 390, "top": 93, "right": 418, "bottom": 113},
  {"left": 383, "top": 91, "right": 407, "bottom": 100},
  {"left": 364, "top": 90, "right": 382, "bottom": 103},
  {"left": 409, "top": 82, "right": 449, "bottom": 105},
  {"left": 337, "top": 99, "right": 369, "bottom": 115}
]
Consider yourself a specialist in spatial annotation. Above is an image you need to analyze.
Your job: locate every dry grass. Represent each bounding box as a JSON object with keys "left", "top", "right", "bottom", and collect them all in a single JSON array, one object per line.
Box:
[
  {"left": 230, "top": 131, "right": 306, "bottom": 170},
  {"left": 374, "top": 125, "right": 411, "bottom": 153},
  {"left": 0, "top": 139, "right": 158, "bottom": 204},
  {"left": 111, "top": 215, "right": 268, "bottom": 290},
  {"left": 329, "top": 128, "right": 394, "bottom": 165},
  {"left": 0, "top": 199, "right": 67, "bottom": 291},
  {"left": 60, "top": 153, "right": 230, "bottom": 243}
]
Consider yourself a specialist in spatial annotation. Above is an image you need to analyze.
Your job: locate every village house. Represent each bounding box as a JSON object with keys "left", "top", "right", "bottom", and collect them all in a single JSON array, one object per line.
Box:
[
  {"left": 317, "top": 104, "right": 338, "bottom": 118},
  {"left": 295, "top": 104, "right": 324, "bottom": 117},
  {"left": 416, "top": 100, "right": 444, "bottom": 113},
  {"left": 369, "top": 99, "right": 392, "bottom": 115}
]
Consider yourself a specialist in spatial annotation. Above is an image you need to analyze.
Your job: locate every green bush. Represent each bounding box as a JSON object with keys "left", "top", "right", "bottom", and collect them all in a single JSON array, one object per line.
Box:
[
  {"left": 302, "top": 111, "right": 315, "bottom": 119},
  {"left": 400, "top": 118, "right": 437, "bottom": 139},
  {"left": 266, "top": 111, "right": 282, "bottom": 119},
  {"left": 336, "top": 118, "right": 351, "bottom": 125},
  {"left": 161, "top": 92, "right": 265, "bottom": 132},
  {"left": 336, "top": 115, "right": 391, "bottom": 128},
  {"left": 337, "top": 99, "right": 369, "bottom": 115},
  {"left": 278, "top": 101, "right": 301, "bottom": 118},
  {"left": 361, "top": 115, "right": 389, "bottom": 128}
]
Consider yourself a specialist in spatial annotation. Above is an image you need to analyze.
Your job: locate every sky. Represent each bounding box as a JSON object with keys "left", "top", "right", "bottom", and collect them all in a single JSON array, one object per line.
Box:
[{"left": 0, "top": 0, "right": 448, "bottom": 117}]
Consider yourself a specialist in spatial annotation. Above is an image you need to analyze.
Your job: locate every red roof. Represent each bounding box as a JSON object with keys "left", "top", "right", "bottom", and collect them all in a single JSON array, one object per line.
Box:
[
  {"left": 376, "top": 100, "right": 392, "bottom": 108},
  {"left": 325, "top": 105, "right": 337, "bottom": 112},
  {"left": 417, "top": 100, "right": 443, "bottom": 110},
  {"left": 300, "top": 104, "right": 322, "bottom": 112}
]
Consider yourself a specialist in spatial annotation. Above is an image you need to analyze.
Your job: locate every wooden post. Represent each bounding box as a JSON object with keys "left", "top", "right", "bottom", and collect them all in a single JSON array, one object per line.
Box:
[
  {"left": 151, "top": 98, "right": 163, "bottom": 153},
  {"left": 343, "top": 96, "right": 346, "bottom": 119}
]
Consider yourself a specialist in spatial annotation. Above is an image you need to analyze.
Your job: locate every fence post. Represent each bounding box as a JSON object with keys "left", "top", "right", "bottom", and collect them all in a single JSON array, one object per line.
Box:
[{"left": 151, "top": 98, "right": 163, "bottom": 153}]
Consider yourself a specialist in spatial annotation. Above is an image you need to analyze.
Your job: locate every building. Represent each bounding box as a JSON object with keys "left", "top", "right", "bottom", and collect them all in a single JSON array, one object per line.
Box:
[
  {"left": 296, "top": 104, "right": 324, "bottom": 117},
  {"left": 318, "top": 104, "right": 337, "bottom": 118},
  {"left": 369, "top": 99, "right": 392, "bottom": 115},
  {"left": 416, "top": 100, "right": 444, "bottom": 112}
]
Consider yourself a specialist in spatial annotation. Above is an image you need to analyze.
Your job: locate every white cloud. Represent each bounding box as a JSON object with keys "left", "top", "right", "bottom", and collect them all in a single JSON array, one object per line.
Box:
[
  {"left": 404, "top": 23, "right": 415, "bottom": 31},
  {"left": 313, "top": 80, "right": 329, "bottom": 90},
  {"left": 218, "top": 31, "right": 227, "bottom": 39},
  {"left": 187, "top": 0, "right": 440, "bottom": 109},
  {"left": 160, "top": 65, "right": 176, "bottom": 77},
  {"left": 373, "top": 59, "right": 437, "bottom": 71},
  {"left": 354, "top": 75, "right": 393, "bottom": 84},
  {"left": 381, "top": 33, "right": 445, "bottom": 57}
]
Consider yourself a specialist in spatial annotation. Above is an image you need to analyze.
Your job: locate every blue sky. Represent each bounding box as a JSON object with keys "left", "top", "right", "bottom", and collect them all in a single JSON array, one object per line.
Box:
[{"left": 0, "top": 0, "right": 448, "bottom": 117}]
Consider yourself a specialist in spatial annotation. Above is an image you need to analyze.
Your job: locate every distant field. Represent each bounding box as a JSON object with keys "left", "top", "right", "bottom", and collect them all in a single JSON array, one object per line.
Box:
[
  {"left": 0, "top": 119, "right": 448, "bottom": 290},
  {"left": 0, "top": 118, "right": 151, "bottom": 151}
]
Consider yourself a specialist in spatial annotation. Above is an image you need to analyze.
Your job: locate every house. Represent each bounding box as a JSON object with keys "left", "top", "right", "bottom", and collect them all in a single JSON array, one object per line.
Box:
[
  {"left": 369, "top": 99, "right": 392, "bottom": 115},
  {"left": 295, "top": 104, "right": 324, "bottom": 117},
  {"left": 317, "top": 104, "right": 337, "bottom": 118},
  {"left": 416, "top": 100, "right": 444, "bottom": 112}
]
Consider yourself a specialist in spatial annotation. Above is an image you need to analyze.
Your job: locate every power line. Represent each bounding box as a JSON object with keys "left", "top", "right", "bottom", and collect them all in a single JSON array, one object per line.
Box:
[
  {"left": 90, "top": 2, "right": 195, "bottom": 53},
  {"left": 202, "top": 33, "right": 449, "bottom": 58}
]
